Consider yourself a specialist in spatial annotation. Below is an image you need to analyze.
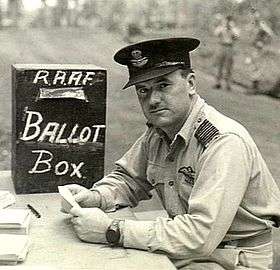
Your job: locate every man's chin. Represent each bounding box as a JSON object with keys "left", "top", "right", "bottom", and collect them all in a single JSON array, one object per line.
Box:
[{"left": 149, "top": 117, "right": 172, "bottom": 128}]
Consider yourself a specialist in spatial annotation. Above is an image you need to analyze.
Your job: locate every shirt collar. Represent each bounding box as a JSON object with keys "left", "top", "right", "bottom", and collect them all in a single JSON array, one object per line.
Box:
[{"left": 175, "top": 94, "right": 205, "bottom": 145}]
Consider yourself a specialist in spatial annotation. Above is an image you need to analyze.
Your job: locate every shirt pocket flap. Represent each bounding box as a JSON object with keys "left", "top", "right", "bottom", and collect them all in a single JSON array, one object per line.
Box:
[{"left": 147, "top": 162, "right": 165, "bottom": 187}]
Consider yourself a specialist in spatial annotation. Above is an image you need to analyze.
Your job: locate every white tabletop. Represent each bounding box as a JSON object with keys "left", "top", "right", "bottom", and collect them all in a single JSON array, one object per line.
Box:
[{"left": 0, "top": 171, "right": 175, "bottom": 270}]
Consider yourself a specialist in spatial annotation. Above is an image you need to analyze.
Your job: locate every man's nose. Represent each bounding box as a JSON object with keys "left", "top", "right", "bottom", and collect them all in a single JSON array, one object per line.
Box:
[{"left": 149, "top": 89, "right": 161, "bottom": 106}]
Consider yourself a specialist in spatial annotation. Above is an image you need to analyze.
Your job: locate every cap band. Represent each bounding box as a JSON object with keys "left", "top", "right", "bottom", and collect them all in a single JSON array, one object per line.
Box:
[{"left": 154, "top": 61, "right": 185, "bottom": 68}]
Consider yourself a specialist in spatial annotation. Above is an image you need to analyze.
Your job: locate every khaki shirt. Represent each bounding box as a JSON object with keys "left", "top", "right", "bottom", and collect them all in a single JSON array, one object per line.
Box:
[{"left": 92, "top": 95, "right": 280, "bottom": 259}]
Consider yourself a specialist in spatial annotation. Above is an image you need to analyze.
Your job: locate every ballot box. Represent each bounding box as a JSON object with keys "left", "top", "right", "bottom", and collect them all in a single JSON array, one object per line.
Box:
[{"left": 12, "top": 64, "right": 106, "bottom": 194}]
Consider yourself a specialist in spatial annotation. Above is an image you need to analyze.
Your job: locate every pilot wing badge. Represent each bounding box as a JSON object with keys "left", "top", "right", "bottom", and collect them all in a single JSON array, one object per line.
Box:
[{"left": 178, "top": 166, "right": 195, "bottom": 186}]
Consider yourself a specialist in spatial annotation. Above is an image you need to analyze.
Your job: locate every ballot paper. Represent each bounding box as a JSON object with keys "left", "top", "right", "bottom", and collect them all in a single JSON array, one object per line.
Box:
[
  {"left": 58, "top": 186, "right": 81, "bottom": 212},
  {"left": 0, "top": 234, "right": 30, "bottom": 265},
  {"left": 0, "top": 209, "right": 31, "bottom": 234},
  {"left": 0, "top": 191, "right": 15, "bottom": 209}
]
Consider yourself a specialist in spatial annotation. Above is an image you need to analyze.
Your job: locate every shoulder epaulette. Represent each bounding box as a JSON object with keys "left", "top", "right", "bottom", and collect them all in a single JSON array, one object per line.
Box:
[{"left": 195, "top": 119, "right": 220, "bottom": 147}]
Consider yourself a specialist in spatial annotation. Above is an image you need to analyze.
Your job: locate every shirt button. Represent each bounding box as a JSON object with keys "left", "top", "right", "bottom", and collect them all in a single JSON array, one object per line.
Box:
[
  {"left": 168, "top": 180, "right": 174, "bottom": 187},
  {"left": 167, "top": 156, "right": 174, "bottom": 162},
  {"left": 151, "top": 179, "right": 156, "bottom": 185},
  {"left": 197, "top": 117, "right": 202, "bottom": 123}
]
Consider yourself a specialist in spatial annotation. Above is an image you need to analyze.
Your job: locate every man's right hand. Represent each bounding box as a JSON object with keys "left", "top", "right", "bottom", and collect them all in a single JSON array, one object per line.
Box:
[{"left": 60, "top": 184, "right": 101, "bottom": 213}]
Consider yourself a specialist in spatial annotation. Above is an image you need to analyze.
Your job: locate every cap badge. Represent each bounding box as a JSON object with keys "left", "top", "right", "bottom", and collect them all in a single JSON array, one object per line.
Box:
[{"left": 130, "top": 50, "right": 148, "bottom": 67}]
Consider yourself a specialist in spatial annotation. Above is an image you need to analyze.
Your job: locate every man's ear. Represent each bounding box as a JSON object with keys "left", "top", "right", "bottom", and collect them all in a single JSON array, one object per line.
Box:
[{"left": 186, "top": 73, "right": 196, "bottom": 95}]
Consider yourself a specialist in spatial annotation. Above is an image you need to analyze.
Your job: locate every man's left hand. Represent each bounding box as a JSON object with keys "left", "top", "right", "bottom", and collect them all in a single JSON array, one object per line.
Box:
[{"left": 70, "top": 207, "right": 113, "bottom": 244}]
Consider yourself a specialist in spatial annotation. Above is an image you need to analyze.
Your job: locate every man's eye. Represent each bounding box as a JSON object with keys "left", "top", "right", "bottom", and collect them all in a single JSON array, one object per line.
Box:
[
  {"left": 137, "top": 88, "right": 148, "bottom": 95},
  {"left": 159, "top": 83, "right": 169, "bottom": 89}
]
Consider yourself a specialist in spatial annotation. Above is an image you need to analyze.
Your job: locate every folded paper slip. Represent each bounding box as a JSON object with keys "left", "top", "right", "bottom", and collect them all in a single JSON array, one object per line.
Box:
[
  {"left": 0, "top": 234, "right": 30, "bottom": 264},
  {"left": 0, "top": 191, "right": 15, "bottom": 209},
  {"left": 0, "top": 209, "right": 31, "bottom": 234},
  {"left": 58, "top": 186, "right": 81, "bottom": 212}
]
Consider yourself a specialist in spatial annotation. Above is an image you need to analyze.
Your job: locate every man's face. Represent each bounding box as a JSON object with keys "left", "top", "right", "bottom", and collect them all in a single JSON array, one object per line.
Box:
[{"left": 135, "top": 69, "right": 195, "bottom": 135}]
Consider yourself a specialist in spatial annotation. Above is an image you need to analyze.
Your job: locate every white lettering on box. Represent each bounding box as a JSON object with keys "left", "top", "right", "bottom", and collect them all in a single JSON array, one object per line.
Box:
[
  {"left": 20, "top": 110, "right": 105, "bottom": 144},
  {"left": 29, "top": 149, "right": 85, "bottom": 178},
  {"left": 33, "top": 70, "right": 99, "bottom": 86},
  {"left": 21, "top": 111, "right": 43, "bottom": 141},
  {"left": 33, "top": 70, "right": 49, "bottom": 84},
  {"left": 53, "top": 70, "right": 67, "bottom": 85},
  {"left": 28, "top": 150, "right": 53, "bottom": 174}
]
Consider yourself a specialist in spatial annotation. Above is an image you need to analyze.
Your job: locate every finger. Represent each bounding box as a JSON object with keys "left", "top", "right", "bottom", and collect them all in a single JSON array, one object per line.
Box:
[
  {"left": 60, "top": 207, "right": 69, "bottom": 214},
  {"left": 64, "top": 184, "right": 83, "bottom": 195},
  {"left": 72, "top": 223, "right": 80, "bottom": 234},
  {"left": 70, "top": 205, "right": 83, "bottom": 217},
  {"left": 70, "top": 216, "right": 79, "bottom": 225},
  {"left": 73, "top": 192, "right": 87, "bottom": 203}
]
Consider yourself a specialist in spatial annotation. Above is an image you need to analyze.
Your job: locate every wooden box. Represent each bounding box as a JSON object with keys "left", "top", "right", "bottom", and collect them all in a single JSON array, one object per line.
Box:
[{"left": 12, "top": 64, "right": 106, "bottom": 194}]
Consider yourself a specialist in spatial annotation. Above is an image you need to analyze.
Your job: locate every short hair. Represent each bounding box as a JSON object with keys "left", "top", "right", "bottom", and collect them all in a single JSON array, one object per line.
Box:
[{"left": 180, "top": 68, "right": 195, "bottom": 79}]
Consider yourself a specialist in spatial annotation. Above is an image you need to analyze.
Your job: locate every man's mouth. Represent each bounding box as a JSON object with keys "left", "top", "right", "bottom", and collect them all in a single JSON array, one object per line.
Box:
[{"left": 150, "top": 108, "right": 167, "bottom": 114}]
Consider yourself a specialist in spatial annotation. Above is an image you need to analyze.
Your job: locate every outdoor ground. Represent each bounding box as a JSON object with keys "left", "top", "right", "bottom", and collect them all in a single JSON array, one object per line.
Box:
[{"left": 0, "top": 27, "right": 279, "bottom": 267}]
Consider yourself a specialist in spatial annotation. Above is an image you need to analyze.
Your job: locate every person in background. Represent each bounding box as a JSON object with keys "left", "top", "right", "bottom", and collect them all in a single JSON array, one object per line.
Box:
[
  {"left": 214, "top": 15, "right": 240, "bottom": 91},
  {"left": 244, "top": 43, "right": 263, "bottom": 94},
  {"left": 252, "top": 10, "right": 274, "bottom": 51},
  {"left": 62, "top": 37, "right": 280, "bottom": 270},
  {"left": 246, "top": 10, "right": 275, "bottom": 94}
]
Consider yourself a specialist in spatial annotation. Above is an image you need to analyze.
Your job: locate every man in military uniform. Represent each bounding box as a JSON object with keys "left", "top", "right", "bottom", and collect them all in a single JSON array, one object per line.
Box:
[
  {"left": 252, "top": 10, "right": 274, "bottom": 50},
  {"left": 62, "top": 38, "right": 280, "bottom": 270},
  {"left": 214, "top": 15, "right": 240, "bottom": 91},
  {"left": 246, "top": 11, "right": 274, "bottom": 94}
]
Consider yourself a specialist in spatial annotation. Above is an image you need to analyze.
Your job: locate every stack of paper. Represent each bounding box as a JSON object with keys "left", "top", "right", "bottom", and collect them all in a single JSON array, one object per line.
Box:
[
  {"left": 0, "top": 209, "right": 31, "bottom": 265},
  {"left": 0, "top": 209, "right": 31, "bottom": 235},
  {"left": 0, "top": 234, "right": 29, "bottom": 265},
  {"left": 0, "top": 190, "right": 15, "bottom": 209}
]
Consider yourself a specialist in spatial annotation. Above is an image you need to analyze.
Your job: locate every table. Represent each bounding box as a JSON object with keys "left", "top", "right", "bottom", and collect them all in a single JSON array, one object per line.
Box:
[{"left": 0, "top": 171, "right": 176, "bottom": 270}]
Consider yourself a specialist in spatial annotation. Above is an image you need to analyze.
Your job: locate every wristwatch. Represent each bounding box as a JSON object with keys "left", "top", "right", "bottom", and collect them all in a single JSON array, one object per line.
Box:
[{"left": 106, "top": 219, "right": 122, "bottom": 246}]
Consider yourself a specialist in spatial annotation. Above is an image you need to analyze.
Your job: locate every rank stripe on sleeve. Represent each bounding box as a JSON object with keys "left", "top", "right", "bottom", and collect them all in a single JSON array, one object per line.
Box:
[{"left": 195, "top": 119, "right": 220, "bottom": 147}]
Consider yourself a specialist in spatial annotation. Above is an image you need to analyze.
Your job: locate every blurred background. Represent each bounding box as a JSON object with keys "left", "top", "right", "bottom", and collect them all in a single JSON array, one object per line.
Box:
[
  {"left": 0, "top": 0, "right": 279, "bottom": 268},
  {"left": 0, "top": 0, "right": 278, "bottom": 168}
]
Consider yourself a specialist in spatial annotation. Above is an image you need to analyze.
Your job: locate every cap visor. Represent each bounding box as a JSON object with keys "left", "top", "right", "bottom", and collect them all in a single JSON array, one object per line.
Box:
[{"left": 122, "top": 66, "right": 181, "bottom": 89}]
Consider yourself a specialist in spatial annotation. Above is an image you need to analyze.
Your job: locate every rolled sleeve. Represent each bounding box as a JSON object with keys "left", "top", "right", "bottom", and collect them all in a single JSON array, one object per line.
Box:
[
  {"left": 91, "top": 130, "right": 153, "bottom": 212},
  {"left": 123, "top": 219, "right": 156, "bottom": 251}
]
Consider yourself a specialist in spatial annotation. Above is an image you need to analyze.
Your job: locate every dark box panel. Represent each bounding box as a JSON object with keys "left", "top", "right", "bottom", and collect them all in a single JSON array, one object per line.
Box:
[{"left": 12, "top": 64, "right": 107, "bottom": 194}]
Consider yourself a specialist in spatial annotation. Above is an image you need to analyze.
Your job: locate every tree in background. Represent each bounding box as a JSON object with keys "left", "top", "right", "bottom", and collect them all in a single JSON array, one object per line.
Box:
[
  {"left": 7, "top": 0, "right": 22, "bottom": 27},
  {"left": 236, "top": 0, "right": 280, "bottom": 34},
  {"left": 0, "top": 0, "right": 277, "bottom": 34},
  {"left": 52, "top": 0, "right": 68, "bottom": 27},
  {"left": 0, "top": 3, "right": 2, "bottom": 28}
]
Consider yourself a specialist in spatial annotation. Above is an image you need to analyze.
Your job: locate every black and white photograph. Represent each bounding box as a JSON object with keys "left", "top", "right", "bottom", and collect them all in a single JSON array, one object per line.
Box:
[{"left": 0, "top": 0, "right": 279, "bottom": 269}]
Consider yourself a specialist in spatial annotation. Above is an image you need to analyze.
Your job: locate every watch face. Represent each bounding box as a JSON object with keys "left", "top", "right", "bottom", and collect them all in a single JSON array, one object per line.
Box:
[
  {"left": 106, "top": 220, "right": 121, "bottom": 244},
  {"left": 106, "top": 229, "right": 120, "bottom": 244}
]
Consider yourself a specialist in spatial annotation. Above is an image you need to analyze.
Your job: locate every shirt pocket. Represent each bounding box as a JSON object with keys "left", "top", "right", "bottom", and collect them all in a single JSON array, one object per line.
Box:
[
  {"left": 146, "top": 162, "right": 165, "bottom": 203},
  {"left": 147, "top": 162, "right": 187, "bottom": 217}
]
